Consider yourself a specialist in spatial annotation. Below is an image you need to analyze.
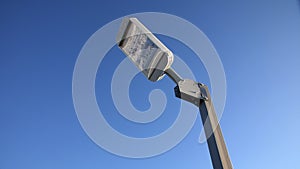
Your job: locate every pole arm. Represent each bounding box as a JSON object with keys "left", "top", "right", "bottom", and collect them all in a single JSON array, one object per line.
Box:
[{"left": 165, "top": 68, "right": 183, "bottom": 84}]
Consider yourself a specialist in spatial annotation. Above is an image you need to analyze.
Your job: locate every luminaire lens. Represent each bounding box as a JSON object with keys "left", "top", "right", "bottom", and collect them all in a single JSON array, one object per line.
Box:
[{"left": 116, "top": 18, "right": 174, "bottom": 82}]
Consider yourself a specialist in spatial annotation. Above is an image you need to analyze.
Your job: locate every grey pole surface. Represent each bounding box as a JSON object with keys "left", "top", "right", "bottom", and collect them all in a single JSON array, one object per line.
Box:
[
  {"left": 198, "top": 85, "right": 233, "bottom": 169},
  {"left": 167, "top": 68, "right": 233, "bottom": 169}
]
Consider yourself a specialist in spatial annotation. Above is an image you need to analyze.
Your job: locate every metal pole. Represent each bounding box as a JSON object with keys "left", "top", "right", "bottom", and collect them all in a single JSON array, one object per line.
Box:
[
  {"left": 198, "top": 85, "right": 233, "bottom": 169},
  {"left": 166, "top": 68, "right": 233, "bottom": 169}
]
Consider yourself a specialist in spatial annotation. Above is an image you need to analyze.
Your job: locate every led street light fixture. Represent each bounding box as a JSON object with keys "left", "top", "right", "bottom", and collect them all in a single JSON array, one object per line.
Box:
[
  {"left": 116, "top": 17, "right": 174, "bottom": 82},
  {"left": 116, "top": 17, "right": 233, "bottom": 168}
]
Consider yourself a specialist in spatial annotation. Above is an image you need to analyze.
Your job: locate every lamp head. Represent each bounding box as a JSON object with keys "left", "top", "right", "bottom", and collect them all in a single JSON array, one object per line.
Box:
[{"left": 116, "top": 17, "right": 174, "bottom": 82}]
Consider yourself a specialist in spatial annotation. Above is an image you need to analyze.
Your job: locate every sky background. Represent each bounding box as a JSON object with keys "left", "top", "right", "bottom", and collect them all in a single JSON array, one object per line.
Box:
[{"left": 1, "top": 0, "right": 300, "bottom": 169}]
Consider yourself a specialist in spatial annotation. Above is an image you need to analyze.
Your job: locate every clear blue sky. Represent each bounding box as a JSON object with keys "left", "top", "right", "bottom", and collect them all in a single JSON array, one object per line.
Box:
[{"left": 1, "top": 0, "right": 300, "bottom": 169}]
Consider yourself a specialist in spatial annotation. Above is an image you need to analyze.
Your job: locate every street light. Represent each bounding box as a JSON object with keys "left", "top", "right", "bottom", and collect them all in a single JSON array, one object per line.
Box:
[{"left": 116, "top": 17, "right": 233, "bottom": 169}]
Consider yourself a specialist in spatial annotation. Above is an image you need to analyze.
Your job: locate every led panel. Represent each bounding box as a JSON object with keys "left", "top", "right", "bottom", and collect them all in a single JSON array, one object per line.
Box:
[{"left": 116, "top": 17, "right": 174, "bottom": 82}]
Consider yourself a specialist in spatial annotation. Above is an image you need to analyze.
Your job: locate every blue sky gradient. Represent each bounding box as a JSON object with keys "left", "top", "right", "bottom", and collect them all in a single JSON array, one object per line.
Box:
[{"left": 1, "top": 0, "right": 300, "bottom": 168}]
